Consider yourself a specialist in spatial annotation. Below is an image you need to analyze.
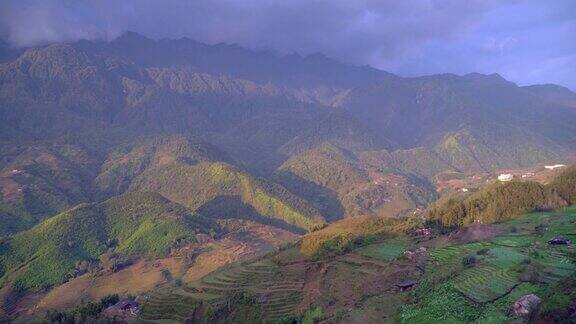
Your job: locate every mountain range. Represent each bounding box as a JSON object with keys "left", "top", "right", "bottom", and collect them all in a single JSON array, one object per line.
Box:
[
  {"left": 1, "top": 32, "right": 576, "bottom": 321},
  {"left": 1, "top": 32, "right": 575, "bottom": 235}
]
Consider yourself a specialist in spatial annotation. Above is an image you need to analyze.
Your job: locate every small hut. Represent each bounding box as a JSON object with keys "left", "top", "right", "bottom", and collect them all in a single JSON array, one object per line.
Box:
[
  {"left": 512, "top": 294, "right": 542, "bottom": 319},
  {"left": 396, "top": 279, "right": 417, "bottom": 291},
  {"left": 498, "top": 174, "right": 513, "bottom": 182},
  {"left": 413, "top": 228, "right": 431, "bottom": 237},
  {"left": 548, "top": 236, "right": 572, "bottom": 245},
  {"left": 103, "top": 299, "right": 140, "bottom": 318}
]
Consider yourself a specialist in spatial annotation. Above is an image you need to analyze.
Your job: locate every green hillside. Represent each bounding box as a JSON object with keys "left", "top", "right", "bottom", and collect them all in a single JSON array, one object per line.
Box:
[
  {"left": 0, "top": 144, "right": 99, "bottom": 236},
  {"left": 549, "top": 165, "right": 576, "bottom": 204},
  {"left": 275, "top": 144, "right": 367, "bottom": 219},
  {"left": 381, "top": 148, "right": 455, "bottom": 178},
  {"left": 0, "top": 191, "right": 218, "bottom": 291},
  {"left": 131, "top": 162, "right": 325, "bottom": 232},
  {"left": 274, "top": 144, "right": 437, "bottom": 220},
  {"left": 427, "top": 171, "right": 576, "bottom": 228},
  {"left": 95, "top": 135, "right": 231, "bottom": 197},
  {"left": 278, "top": 109, "right": 384, "bottom": 156},
  {"left": 433, "top": 127, "right": 564, "bottom": 173},
  {"left": 340, "top": 74, "right": 576, "bottom": 172}
]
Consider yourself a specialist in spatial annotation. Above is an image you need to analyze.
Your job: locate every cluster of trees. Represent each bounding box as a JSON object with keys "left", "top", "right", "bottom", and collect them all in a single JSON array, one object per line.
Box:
[
  {"left": 428, "top": 166, "right": 576, "bottom": 228},
  {"left": 549, "top": 166, "right": 576, "bottom": 204},
  {"left": 299, "top": 216, "right": 405, "bottom": 258},
  {"left": 44, "top": 294, "right": 119, "bottom": 323}
]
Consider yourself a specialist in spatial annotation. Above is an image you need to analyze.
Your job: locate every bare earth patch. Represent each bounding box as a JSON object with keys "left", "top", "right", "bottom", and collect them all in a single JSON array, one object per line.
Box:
[
  {"left": 36, "top": 257, "right": 184, "bottom": 312},
  {"left": 29, "top": 224, "right": 297, "bottom": 316},
  {"left": 449, "top": 224, "right": 504, "bottom": 244}
]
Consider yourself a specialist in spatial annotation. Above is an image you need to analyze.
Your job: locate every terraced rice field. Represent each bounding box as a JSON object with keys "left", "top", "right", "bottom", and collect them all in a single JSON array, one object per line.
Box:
[
  {"left": 491, "top": 235, "right": 534, "bottom": 247},
  {"left": 338, "top": 253, "right": 394, "bottom": 275},
  {"left": 356, "top": 242, "right": 406, "bottom": 261},
  {"left": 538, "top": 250, "right": 576, "bottom": 284},
  {"left": 139, "top": 207, "right": 576, "bottom": 323},
  {"left": 452, "top": 265, "right": 518, "bottom": 303},
  {"left": 430, "top": 241, "right": 492, "bottom": 264},
  {"left": 140, "top": 259, "right": 305, "bottom": 322},
  {"left": 425, "top": 207, "right": 576, "bottom": 309},
  {"left": 140, "top": 287, "right": 207, "bottom": 322},
  {"left": 429, "top": 246, "right": 461, "bottom": 263},
  {"left": 486, "top": 246, "right": 528, "bottom": 268}
]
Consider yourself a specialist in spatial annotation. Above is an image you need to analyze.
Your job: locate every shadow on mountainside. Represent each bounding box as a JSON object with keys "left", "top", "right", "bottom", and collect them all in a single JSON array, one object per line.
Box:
[
  {"left": 273, "top": 170, "right": 345, "bottom": 222},
  {"left": 196, "top": 195, "right": 307, "bottom": 235}
]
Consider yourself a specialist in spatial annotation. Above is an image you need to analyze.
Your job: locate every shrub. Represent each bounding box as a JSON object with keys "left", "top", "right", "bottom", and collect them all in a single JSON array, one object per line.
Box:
[
  {"left": 223, "top": 291, "right": 263, "bottom": 323},
  {"left": 534, "top": 223, "right": 547, "bottom": 235},
  {"left": 521, "top": 258, "right": 532, "bottom": 265},
  {"left": 99, "top": 294, "right": 119, "bottom": 307},
  {"left": 99, "top": 252, "right": 119, "bottom": 273},
  {"left": 477, "top": 248, "right": 490, "bottom": 256},
  {"left": 462, "top": 254, "right": 477, "bottom": 267},
  {"left": 529, "top": 250, "right": 542, "bottom": 259},
  {"left": 318, "top": 233, "right": 354, "bottom": 255},
  {"left": 302, "top": 306, "right": 324, "bottom": 324},
  {"left": 276, "top": 317, "right": 298, "bottom": 324},
  {"left": 11, "top": 279, "right": 27, "bottom": 293},
  {"left": 44, "top": 294, "right": 119, "bottom": 323}
]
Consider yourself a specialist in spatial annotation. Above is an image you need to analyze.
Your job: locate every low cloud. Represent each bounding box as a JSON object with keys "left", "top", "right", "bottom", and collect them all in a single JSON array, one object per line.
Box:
[{"left": 1, "top": 0, "right": 574, "bottom": 88}]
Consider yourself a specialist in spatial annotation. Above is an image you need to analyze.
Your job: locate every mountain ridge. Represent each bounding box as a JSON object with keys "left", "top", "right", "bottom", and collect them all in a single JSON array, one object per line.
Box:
[{"left": 1, "top": 31, "right": 575, "bottom": 236}]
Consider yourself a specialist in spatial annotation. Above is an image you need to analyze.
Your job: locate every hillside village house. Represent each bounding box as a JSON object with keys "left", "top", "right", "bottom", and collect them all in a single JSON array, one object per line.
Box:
[
  {"left": 103, "top": 299, "right": 140, "bottom": 319},
  {"left": 498, "top": 174, "right": 513, "bottom": 182},
  {"left": 545, "top": 164, "right": 566, "bottom": 170}
]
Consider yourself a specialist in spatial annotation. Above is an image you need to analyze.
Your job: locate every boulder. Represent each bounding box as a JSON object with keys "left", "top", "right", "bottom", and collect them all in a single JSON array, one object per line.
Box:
[{"left": 512, "top": 294, "right": 542, "bottom": 320}]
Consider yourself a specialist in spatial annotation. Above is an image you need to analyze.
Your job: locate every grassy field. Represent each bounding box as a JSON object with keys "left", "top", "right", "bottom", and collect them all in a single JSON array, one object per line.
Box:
[
  {"left": 356, "top": 240, "right": 407, "bottom": 261},
  {"left": 36, "top": 257, "right": 185, "bottom": 311}
]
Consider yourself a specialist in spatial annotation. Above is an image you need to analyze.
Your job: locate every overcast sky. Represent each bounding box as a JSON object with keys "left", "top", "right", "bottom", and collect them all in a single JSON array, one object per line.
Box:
[{"left": 1, "top": 0, "right": 575, "bottom": 89}]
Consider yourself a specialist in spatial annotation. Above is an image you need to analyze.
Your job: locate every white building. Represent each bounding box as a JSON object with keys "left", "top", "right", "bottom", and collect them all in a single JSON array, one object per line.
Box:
[
  {"left": 545, "top": 164, "right": 566, "bottom": 170},
  {"left": 498, "top": 174, "right": 514, "bottom": 182}
]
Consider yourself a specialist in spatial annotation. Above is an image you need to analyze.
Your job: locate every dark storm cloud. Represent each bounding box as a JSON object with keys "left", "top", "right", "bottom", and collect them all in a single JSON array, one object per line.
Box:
[
  {"left": 0, "top": 0, "right": 492, "bottom": 58},
  {"left": 1, "top": 0, "right": 575, "bottom": 88}
]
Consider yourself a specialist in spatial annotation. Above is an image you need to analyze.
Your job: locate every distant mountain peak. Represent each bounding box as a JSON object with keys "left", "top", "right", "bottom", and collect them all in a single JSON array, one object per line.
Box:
[
  {"left": 114, "top": 31, "right": 154, "bottom": 43},
  {"left": 304, "top": 52, "right": 330, "bottom": 61},
  {"left": 523, "top": 83, "right": 576, "bottom": 110},
  {"left": 464, "top": 72, "right": 509, "bottom": 83},
  {"left": 523, "top": 83, "right": 575, "bottom": 94}
]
